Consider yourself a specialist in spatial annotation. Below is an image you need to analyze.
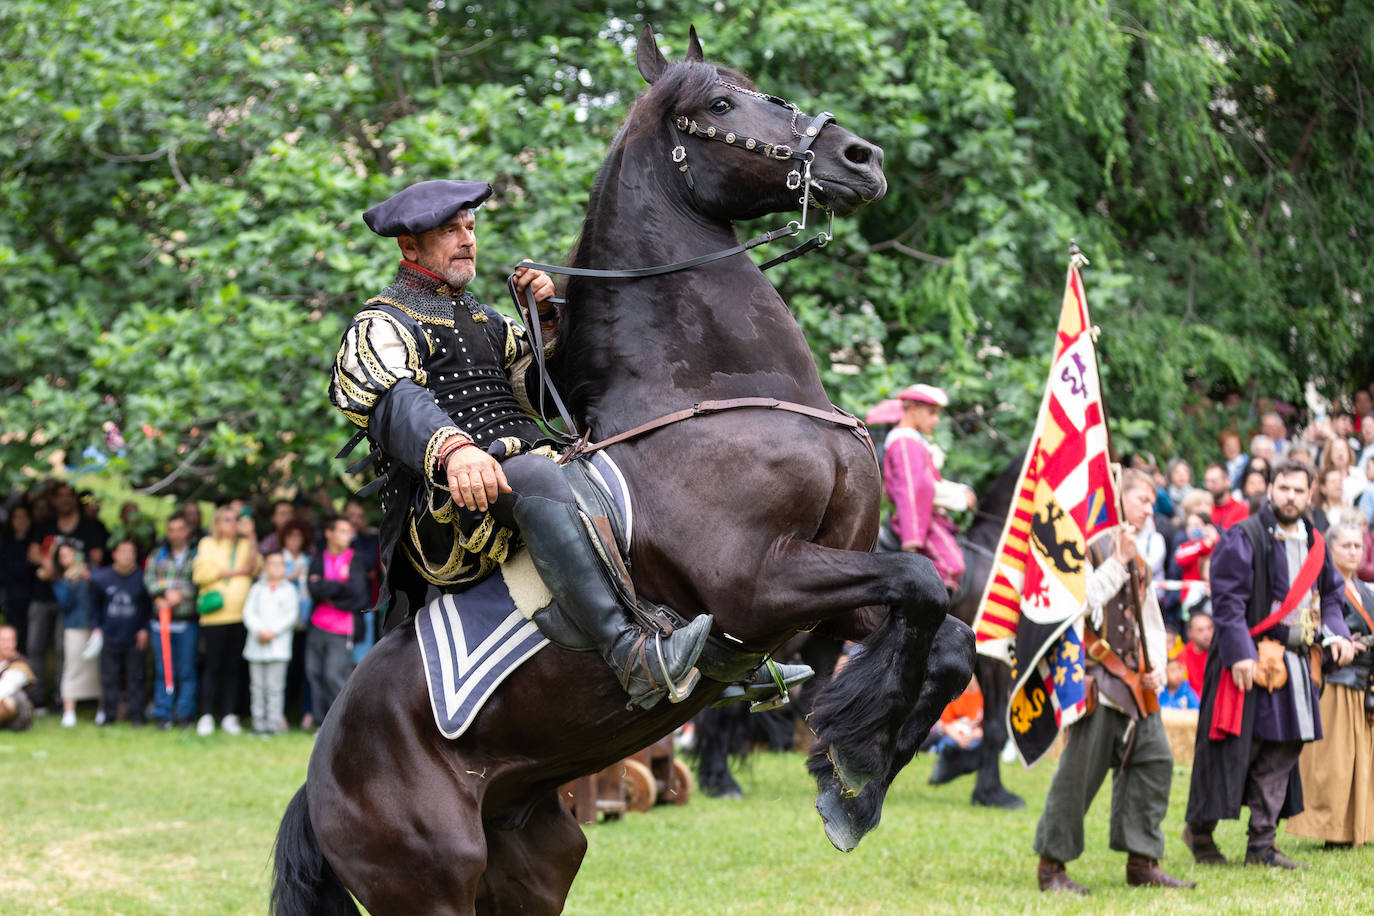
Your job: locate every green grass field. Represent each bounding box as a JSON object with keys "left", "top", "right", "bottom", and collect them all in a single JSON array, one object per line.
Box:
[{"left": 2, "top": 712, "right": 1370, "bottom": 914}]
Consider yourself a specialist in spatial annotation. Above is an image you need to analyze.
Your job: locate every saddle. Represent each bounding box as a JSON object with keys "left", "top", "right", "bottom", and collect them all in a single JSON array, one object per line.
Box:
[{"left": 532, "top": 451, "right": 763, "bottom": 685}]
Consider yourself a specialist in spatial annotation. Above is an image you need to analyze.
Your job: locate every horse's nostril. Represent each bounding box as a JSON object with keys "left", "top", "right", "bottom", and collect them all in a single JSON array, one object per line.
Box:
[{"left": 845, "top": 145, "right": 872, "bottom": 166}]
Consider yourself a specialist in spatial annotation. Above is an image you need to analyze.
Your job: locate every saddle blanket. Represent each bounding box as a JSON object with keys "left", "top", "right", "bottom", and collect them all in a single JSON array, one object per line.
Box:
[{"left": 416, "top": 451, "right": 633, "bottom": 739}]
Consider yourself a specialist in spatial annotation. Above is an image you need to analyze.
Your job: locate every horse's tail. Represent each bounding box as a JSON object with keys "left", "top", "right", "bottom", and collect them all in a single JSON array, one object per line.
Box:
[{"left": 271, "top": 784, "right": 360, "bottom": 916}]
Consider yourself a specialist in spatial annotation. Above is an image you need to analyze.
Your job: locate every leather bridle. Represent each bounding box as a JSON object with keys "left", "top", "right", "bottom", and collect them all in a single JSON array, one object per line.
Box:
[{"left": 508, "top": 79, "right": 870, "bottom": 460}]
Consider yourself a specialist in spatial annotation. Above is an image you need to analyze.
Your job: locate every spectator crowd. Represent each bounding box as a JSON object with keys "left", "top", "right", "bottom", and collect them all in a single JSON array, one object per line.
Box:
[
  {"left": 0, "top": 483, "right": 380, "bottom": 737},
  {"left": 3, "top": 386, "right": 1374, "bottom": 875}
]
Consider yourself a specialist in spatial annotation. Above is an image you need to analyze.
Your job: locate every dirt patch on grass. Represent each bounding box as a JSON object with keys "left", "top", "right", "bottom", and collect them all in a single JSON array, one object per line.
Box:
[{"left": 0, "top": 821, "right": 195, "bottom": 903}]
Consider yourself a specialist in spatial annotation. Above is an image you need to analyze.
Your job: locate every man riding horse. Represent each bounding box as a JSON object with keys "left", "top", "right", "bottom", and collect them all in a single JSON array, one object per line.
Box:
[{"left": 329, "top": 178, "right": 797, "bottom": 709}]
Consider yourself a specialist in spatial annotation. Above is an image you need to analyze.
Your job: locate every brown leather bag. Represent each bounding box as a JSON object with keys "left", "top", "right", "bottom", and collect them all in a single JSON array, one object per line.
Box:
[
  {"left": 1254, "top": 637, "right": 1288, "bottom": 690},
  {"left": 1082, "top": 673, "right": 1099, "bottom": 718}
]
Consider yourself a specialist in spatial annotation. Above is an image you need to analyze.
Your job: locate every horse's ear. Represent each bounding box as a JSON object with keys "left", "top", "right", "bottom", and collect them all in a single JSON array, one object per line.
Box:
[
  {"left": 636, "top": 25, "right": 668, "bottom": 84},
  {"left": 685, "top": 25, "right": 704, "bottom": 62}
]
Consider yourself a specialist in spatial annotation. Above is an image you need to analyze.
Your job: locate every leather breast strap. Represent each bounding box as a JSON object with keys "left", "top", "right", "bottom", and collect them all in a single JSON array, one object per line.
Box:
[
  {"left": 1346, "top": 580, "right": 1374, "bottom": 634},
  {"left": 570, "top": 396, "right": 875, "bottom": 465}
]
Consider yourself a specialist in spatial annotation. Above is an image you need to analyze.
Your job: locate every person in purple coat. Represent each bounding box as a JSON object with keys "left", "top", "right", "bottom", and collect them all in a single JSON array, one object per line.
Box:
[
  {"left": 882, "top": 384, "right": 975, "bottom": 591},
  {"left": 1183, "top": 459, "right": 1359, "bottom": 869}
]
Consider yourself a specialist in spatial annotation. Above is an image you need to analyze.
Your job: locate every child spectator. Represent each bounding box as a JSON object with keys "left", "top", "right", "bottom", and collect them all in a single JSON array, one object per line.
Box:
[
  {"left": 1172, "top": 511, "right": 1217, "bottom": 619},
  {"left": 90, "top": 539, "right": 151, "bottom": 726},
  {"left": 241, "top": 552, "right": 299, "bottom": 736},
  {"left": 279, "top": 521, "right": 314, "bottom": 730},
  {"left": 1177, "top": 612, "right": 1212, "bottom": 696},
  {"left": 927, "top": 676, "right": 984, "bottom": 785},
  {"left": 51, "top": 540, "right": 99, "bottom": 727},
  {"left": 1159, "top": 658, "right": 1199, "bottom": 710}
]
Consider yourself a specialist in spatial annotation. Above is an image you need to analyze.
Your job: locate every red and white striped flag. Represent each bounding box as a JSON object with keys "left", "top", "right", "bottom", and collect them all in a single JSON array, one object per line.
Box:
[{"left": 971, "top": 255, "right": 1119, "bottom": 765}]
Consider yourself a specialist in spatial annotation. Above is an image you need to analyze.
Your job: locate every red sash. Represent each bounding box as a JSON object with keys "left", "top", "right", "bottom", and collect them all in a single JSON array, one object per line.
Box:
[{"left": 1209, "top": 530, "right": 1326, "bottom": 741}]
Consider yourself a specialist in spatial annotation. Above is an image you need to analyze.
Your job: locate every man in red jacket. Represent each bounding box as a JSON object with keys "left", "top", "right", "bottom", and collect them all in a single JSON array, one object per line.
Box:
[{"left": 1204, "top": 462, "right": 1249, "bottom": 531}]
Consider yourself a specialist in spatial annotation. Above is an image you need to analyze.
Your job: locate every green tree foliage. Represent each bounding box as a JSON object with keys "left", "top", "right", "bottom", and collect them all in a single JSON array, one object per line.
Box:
[{"left": 1, "top": 0, "right": 1368, "bottom": 498}]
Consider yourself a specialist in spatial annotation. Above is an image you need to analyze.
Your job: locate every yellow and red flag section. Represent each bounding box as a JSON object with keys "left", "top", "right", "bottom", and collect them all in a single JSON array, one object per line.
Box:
[{"left": 971, "top": 257, "right": 1118, "bottom": 766}]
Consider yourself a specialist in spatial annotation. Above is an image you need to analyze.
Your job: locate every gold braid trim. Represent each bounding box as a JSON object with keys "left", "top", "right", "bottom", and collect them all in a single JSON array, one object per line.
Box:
[
  {"left": 355, "top": 328, "right": 401, "bottom": 392},
  {"left": 355, "top": 310, "right": 426, "bottom": 385},
  {"left": 333, "top": 369, "right": 379, "bottom": 415},
  {"left": 502, "top": 319, "right": 520, "bottom": 367},
  {"left": 339, "top": 408, "right": 369, "bottom": 429},
  {"left": 368, "top": 296, "right": 456, "bottom": 329},
  {"left": 458, "top": 513, "right": 496, "bottom": 555},
  {"left": 489, "top": 527, "right": 515, "bottom": 565},
  {"left": 402, "top": 529, "right": 484, "bottom": 586}
]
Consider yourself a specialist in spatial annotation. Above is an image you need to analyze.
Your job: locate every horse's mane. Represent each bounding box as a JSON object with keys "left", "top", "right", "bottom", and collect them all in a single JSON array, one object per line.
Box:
[
  {"left": 565, "top": 61, "right": 753, "bottom": 271},
  {"left": 553, "top": 60, "right": 759, "bottom": 422}
]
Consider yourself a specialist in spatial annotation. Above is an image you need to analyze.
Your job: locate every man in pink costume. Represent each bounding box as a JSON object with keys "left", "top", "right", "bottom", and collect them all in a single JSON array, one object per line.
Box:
[{"left": 883, "top": 384, "right": 975, "bottom": 590}]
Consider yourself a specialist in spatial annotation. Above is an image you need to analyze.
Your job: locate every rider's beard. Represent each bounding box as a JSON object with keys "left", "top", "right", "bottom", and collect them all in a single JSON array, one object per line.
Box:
[{"left": 438, "top": 259, "right": 476, "bottom": 290}]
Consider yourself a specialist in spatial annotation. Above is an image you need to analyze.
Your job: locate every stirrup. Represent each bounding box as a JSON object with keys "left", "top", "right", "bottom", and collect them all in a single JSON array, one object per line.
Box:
[
  {"left": 654, "top": 630, "right": 701, "bottom": 703},
  {"left": 710, "top": 659, "right": 814, "bottom": 710}
]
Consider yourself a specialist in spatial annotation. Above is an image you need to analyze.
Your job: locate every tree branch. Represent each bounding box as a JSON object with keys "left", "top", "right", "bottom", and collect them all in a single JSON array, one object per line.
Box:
[
  {"left": 134, "top": 439, "right": 211, "bottom": 495},
  {"left": 850, "top": 239, "right": 950, "bottom": 266}
]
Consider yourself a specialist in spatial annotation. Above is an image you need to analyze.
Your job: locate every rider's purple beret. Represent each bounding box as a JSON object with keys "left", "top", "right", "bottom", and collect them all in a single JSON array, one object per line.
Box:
[{"left": 363, "top": 179, "right": 493, "bottom": 237}]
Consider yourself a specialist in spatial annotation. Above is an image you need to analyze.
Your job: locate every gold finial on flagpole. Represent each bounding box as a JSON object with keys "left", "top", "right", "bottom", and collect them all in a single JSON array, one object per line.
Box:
[{"left": 1068, "top": 239, "right": 1090, "bottom": 270}]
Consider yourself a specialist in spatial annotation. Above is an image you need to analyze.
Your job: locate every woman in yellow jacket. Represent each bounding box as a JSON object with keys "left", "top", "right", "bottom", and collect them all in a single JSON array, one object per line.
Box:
[{"left": 192, "top": 504, "right": 260, "bottom": 735}]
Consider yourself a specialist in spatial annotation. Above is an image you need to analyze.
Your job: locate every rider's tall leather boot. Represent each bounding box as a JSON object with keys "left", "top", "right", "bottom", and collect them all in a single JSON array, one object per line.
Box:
[{"left": 513, "top": 496, "right": 712, "bottom": 709}]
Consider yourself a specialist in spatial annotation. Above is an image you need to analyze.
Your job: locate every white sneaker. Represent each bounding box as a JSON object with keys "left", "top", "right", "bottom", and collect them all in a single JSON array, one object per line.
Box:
[
  {"left": 61, "top": 710, "right": 77, "bottom": 728},
  {"left": 220, "top": 714, "right": 243, "bottom": 735},
  {"left": 94, "top": 709, "right": 107, "bottom": 726},
  {"left": 196, "top": 714, "right": 215, "bottom": 736}
]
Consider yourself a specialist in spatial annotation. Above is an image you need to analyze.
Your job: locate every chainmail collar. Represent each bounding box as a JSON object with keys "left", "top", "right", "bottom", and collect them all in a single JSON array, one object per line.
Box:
[{"left": 375, "top": 260, "right": 485, "bottom": 325}]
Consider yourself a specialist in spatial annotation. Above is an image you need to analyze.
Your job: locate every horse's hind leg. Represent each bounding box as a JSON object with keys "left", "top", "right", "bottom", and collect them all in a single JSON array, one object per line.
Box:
[
  {"left": 477, "top": 792, "right": 586, "bottom": 916},
  {"left": 750, "top": 542, "right": 968, "bottom": 798}
]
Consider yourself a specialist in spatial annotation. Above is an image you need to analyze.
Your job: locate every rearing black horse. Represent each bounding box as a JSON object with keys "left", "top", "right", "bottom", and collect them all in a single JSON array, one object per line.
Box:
[
  {"left": 692, "top": 451, "right": 1027, "bottom": 810},
  {"left": 272, "top": 26, "right": 972, "bottom": 915}
]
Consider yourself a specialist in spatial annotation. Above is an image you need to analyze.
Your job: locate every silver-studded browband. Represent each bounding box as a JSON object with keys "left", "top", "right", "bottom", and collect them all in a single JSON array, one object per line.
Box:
[
  {"left": 669, "top": 80, "right": 837, "bottom": 240},
  {"left": 670, "top": 79, "right": 836, "bottom": 189}
]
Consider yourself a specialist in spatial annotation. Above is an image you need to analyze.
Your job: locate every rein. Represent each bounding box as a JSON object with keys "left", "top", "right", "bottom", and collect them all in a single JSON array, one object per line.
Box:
[{"left": 509, "top": 79, "right": 848, "bottom": 446}]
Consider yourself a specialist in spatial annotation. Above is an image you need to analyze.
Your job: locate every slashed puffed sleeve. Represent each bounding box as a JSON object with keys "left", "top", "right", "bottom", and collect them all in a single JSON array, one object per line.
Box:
[
  {"left": 330, "top": 309, "right": 465, "bottom": 479},
  {"left": 330, "top": 309, "right": 430, "bottom": 428}
]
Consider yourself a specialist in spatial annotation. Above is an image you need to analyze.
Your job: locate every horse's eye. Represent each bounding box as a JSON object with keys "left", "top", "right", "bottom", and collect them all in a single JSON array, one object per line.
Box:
[{"left": 708, "top": 98, "right": 732, "bottom": 115}]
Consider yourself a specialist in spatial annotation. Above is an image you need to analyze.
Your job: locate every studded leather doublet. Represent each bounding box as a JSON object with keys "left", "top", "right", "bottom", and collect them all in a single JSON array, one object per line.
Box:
[{"left": 330, "top": 261, "right": 556, "bottom": 596}]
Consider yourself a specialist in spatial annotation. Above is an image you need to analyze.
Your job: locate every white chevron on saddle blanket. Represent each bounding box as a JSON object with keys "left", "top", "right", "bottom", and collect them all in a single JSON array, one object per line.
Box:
[{"left": 415, "top": 451, "right": 634, "bottom": 739}]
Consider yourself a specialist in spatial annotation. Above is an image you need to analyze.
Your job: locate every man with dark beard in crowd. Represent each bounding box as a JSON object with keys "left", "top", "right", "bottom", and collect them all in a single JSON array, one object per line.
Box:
[{"left": 1183, "top": 459, "right": 1357, "bottom": 868}]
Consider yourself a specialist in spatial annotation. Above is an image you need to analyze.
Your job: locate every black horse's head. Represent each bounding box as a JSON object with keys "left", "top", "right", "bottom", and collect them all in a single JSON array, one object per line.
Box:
[{"left": 631, "top": 26, "right": 887, "bottom": 223}]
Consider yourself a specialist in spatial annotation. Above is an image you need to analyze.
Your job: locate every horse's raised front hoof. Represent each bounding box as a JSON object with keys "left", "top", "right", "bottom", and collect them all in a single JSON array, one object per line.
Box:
[
  {"left": 814, "top": 776, "right": 879, "bottom": 853},
  {"left": 971, "top": 785, "right": 1026, "bottom": 810},
  {"left": 827, "top": 744, "right": 873, "bottom": 797}
]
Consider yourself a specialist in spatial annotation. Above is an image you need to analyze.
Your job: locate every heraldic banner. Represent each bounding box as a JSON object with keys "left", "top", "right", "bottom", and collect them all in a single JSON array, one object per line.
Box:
[{"left": 970, "top": 257, "right": 1119, "bottom": 766}]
